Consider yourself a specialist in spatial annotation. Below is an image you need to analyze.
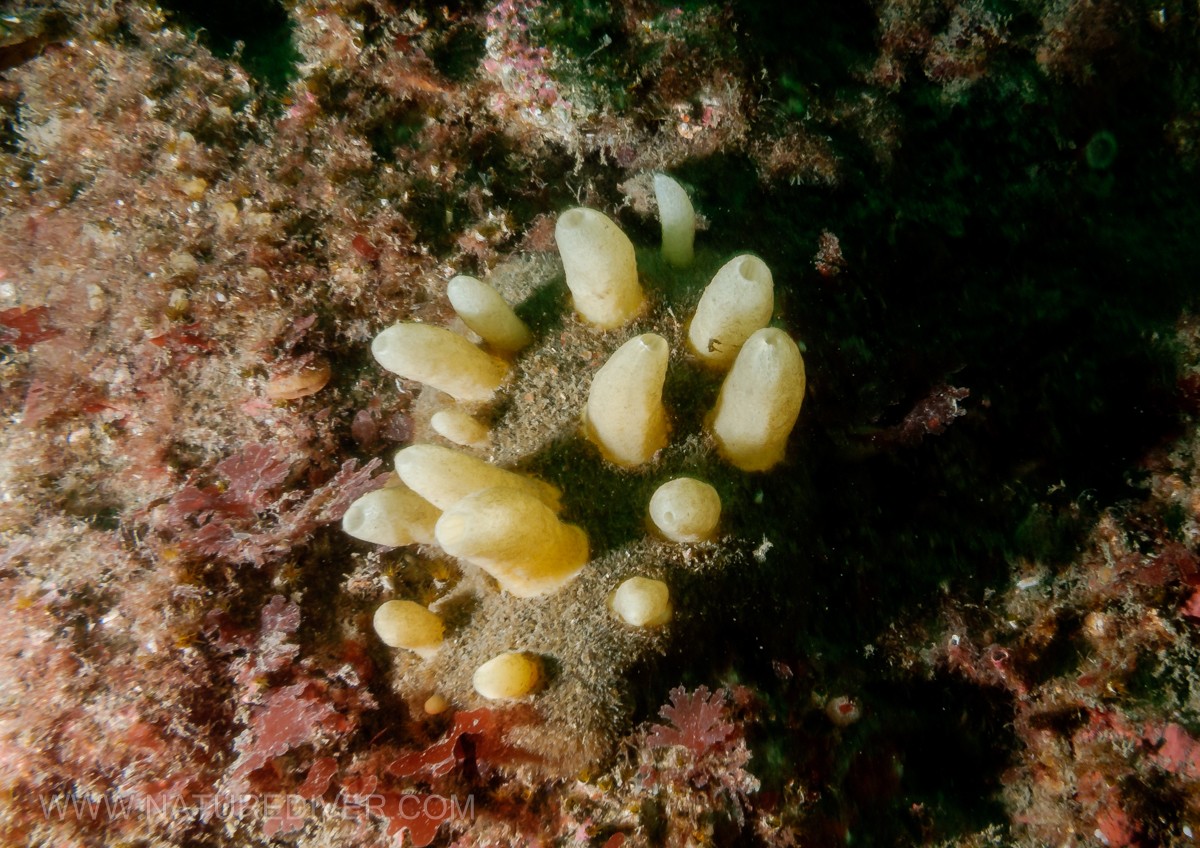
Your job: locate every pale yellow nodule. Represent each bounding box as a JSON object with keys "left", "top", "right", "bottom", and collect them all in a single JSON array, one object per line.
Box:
[
  {"left": 430, "top": 409, "right": 491, "bottom": 449},
  {"left": 435, "top": 486, "right": 589, "bottom": 597},
  {"left": 473, "top": 651, "right": 543, "bottom": 700},
  {"left": 423, "top": 693, "right": 450, "bottom": 715},
  {"left": 654, "top": 174, "right": 695, "bottom": 268},
  {"left": 610, "top": 576, "right": 672, "bottom": 627},
  {"left": 373, "top": 600, "right": 445, "bottom": 659},
  {"left": 688, "top": 254, "right": 774, "bottom": 368},
  {"left": 446, "top": 274, "right": 533, "bottom": 353},
  {"left": 372, "top": 323, "right": 509, "bottom": 402},
  {"left": 395, "top": 443, "right": 561, "bottom": 512},
  {"left": 648, "top": 477, "right": 721, "bottom": 543},
  {"left": 342, "top": 483, "right": 440, "bottom": 547},
  {"left": 709, "top": 327, "right": 806, "bottom": 471},
  {"left": 583, "top": 333, "right": 669, "bottom": 467},
  {"left": 555, "top": 207, "right": 644, "bottom": 329}
]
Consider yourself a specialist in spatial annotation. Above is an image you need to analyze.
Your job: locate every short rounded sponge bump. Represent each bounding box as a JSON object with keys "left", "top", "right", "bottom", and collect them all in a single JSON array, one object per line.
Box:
[
  {"left": 709, "top": 327, "right": 806, "bottom": 471},
  {"left": 554, "top": 207, "right": 644, "bottom": 329},
  {"left": 342, "top": 483, "right": 441, "bottom": 547},
  {"left": 654, "top": 173, "right": 695, "bottom": 268},
  {"left": 435, "top": 486, "right": 589, "bottom": 597},
  {"left": 473, "top": 651, "right": 543, "bottom": 700},
  {"left": 688, "top": 254, "right": 774, "bottom": 368},
  {"left": 372, "top": 323, "right": 509, "bottom": 402},
  {"left": 446, "top": 274, "right": 533, "bottom": 353},
  {"left": 610, "top": 576, "right": 672, "bottom": 627},
  {"left": 395, "top": 443, "right": 561, "bottom": 512},
  {"left": 430, "top": 408, "right": 491, "bottom": 449},
  {"left": 648, "top": 477, "right": 721, "bottom": 543},
  {"left": 373, "top": 600, "right": 445, "bottom": 659},
  {"left": 583, "top": 333, "right": 670, "bottom": 467}
]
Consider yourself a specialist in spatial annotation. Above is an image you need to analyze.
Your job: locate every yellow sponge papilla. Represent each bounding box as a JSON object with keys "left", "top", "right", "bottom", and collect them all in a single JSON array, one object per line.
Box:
[
  {"left": 709, "top": 327, "right": 806, "bottom": 471},
  {"left": 435, "top": 486, "right": 589, "bottom": 597}
]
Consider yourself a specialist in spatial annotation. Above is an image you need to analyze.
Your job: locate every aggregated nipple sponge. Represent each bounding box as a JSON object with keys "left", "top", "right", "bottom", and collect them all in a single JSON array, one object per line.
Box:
[
  {"left": 648, "top": 477, "right": 722, "bottom": 543},
  {"left": 349, "top": 174, "right": 813, "bottom": 770},
  {"left": 654, "top": 173, "right": 695, "bottom": 268},
  {"left": 342, "top": 483, "right": 441, "bottom": 547},
  {"left": 395, "top": 443, "right": 561, "bottom": 511},
  {"left": 373, "top": 600, "right": 445, "bottom": 660},
  {"left": 709, "top": 327, "right": 806, "bottom": 471},
  {"left": 446, "top": 274, "right": 533, "bottom": 353},
  {"left": 434, "top": 486, "right": 589, "bottom": 598},
  {"left": 583, "top": 333, "right": 670, "bottom": 467},
  {"left": 688, "top": 254, "right": 775, "bottom": 368},
  {"left": 554, "top": 207, "right": 645, "bottom": 329},
  {"left": 372, "top": 322, "right": 509, "bottom": 401}
]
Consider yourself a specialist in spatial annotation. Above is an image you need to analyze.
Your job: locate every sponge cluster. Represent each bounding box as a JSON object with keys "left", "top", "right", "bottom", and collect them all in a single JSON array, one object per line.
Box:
[{"left": 342, "top": 175, "right": 808, "bottom": 766}]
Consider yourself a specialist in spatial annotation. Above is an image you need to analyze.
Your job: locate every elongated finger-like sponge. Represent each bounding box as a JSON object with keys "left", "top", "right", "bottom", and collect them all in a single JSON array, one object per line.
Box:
[
  {"left": 583, "top": 333, "right": 669, "bottom": 467},
  {"left": 688, "top": 255, "right": 774, "bottom": 368},
  {"left": 654, "top": 173, "right": 695, "bottom": 268},
  {"left": 373, "top": 600, "right": 445, "bottom": 659},
  {"left": 555, "top": 207, "right": 644, "bottom": 329},
  {"left": 395, "top": 443, "right": 561, "bottom": 512},
  {"left": 342, "top": 483, "right": 441, "bottom": 547},
  {"left": 435, "top": 486, "right": 589, "bottom": 597},
  {"left": 447, "top": 274, "right": 533, "bottom": 352},
  {"left": 473, "top": 651, "right": 543, "bottom": 700},
  {"left": 372, "top": 323, "right": 509, "bottom": 402},
  {"left": 648, "top": 477, "right": 721, "bottom": 543},
  {"left": 709, "top": 327, "right": 806, "bottom": 471}
]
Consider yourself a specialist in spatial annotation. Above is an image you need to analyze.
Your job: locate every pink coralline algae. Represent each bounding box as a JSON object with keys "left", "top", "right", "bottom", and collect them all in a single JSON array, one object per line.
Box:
[
  {"left": 646, "top": 685, "right": 736, "bottom": 758},
  {"left": 639, "top": 686, "right": 760, "bottom": 825}
]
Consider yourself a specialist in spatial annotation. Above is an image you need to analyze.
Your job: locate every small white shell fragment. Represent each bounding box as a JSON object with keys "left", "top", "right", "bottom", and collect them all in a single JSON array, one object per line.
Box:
[
  {"left": 473, "top": 651, "right": 543, "bottom": 700},
  {"left": 648, "top": 477, "right": 721, "bottom": 543},
  {"left": 447, "top": 274, "right": 533, "bottom": 352},
  {"left": 610, "top": 576, "right": 672, "bottom": 627},
  {"left": 372, "top": 600, "right": 445, "bottom": 659}
]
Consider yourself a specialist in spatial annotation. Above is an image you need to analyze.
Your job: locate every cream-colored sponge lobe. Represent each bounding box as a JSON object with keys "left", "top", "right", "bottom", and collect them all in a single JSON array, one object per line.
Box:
[
  {"left": 555, "top": 207, "right": 644, "bottom": 329},
  {"left": 342, "top": 483, "right": 440, "bottom": 547},
  {"left": 447, "top": 274, "right": 533, "bottom": 352},
  {"left": 688, "top": 254, "right": 774, "bottom": 368},
  {"left": 654, "top": 173, "right": 695, "bottom": 268},
  {"left": 372, "top": 323, "right": 509, "bottom": 402},
  {"left": 473, "top": 651, "right": 543, "bottom": 700},
  {"left": 395, "top": 443, "right": 561, "bottom": 512},
  {"left": 648, "top": 477, "right": 721, "bottom": 543},
  {"left": 709, "top": 327, "right": 806, "bottom": 471},
  {"left": 610, "top": 576, "right": 672, "bottom": 627},
  {"left": 583, "top": 333, "right": 670, "bottom": 467},
  {"left": 430, "top": 409, "right": 491, "bottom": 449},
  {"left": 373, "top": 600, "right": 445, "bottom": 659},
  {"left": 435, "top": 486, "right": 589, "bottom": 597}
]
